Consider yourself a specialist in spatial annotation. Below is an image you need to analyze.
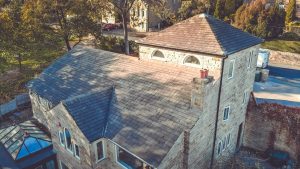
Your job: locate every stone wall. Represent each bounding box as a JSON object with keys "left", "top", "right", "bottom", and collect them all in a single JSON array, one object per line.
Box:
[
  {"left": 213, "top": 45, "right": 260, "bottom": 165},
  {"left": 188, "top": 77, "right": 221, "bottom": 169},
  {"left": 244, "top": 102, "right": 300, "bottom": 161},
  {"left": 139, "top": 45, "right": 222, "bottom": 71},
  {"left": 158, "top": 133, "right": 185, "bottom": 169}
]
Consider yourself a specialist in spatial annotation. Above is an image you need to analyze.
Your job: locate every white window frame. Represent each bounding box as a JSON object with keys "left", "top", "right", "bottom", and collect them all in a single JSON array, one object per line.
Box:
[
  {"left": 228, "top": 59, "right": 235, "bottom": 79},
  {"left": 151, "top": 50, "right": 166, "bottom": 61},
  {"left": 74, "top": 144, "right": 80, "bottom": 160},
  {"left": 243, "top": 91, "right": 248, "bottom": 104},
  {"left": 59, "top": 161, "right": 69, "bottom": 169},
  {"left": 226, "top": 133, "right": 231, "bottom": 147},
  {"left": 183, "top": 55, "right": 201, "bottom": 68},
  {"left": 115, "top": 145, "right": 130, "bottom": 169},
  {"left": 247, "top": 56, "right": 252, "bottom": 69},
  {"left": 95, "top": 140, "right": 106, "bottom": 163},
  {"left": 223, "top": 106, "right": 230, "bottom": 121},
  {"left": 217, "top": 141, "right": 222, "bottom": 156},
  {"left": 59, "top": 131, "right": 65, "bottom": 147},
  {"left": 64, "top": 128, "right": 73, "bottom": 154}
]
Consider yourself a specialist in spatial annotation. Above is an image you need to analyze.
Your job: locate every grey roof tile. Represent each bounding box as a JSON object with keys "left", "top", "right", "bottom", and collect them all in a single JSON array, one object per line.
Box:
[
  {"left": 137, "top": 13, "right": 263, "bottom": 55},
  {"left": 27, "top": 46, "right": 200, "bottom": 167}
]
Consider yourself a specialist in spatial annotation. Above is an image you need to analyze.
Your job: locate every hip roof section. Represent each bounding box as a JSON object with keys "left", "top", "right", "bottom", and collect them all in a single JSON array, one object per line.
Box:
[{"left": 137, "top": 14, "right": 263, "bottom": 55}]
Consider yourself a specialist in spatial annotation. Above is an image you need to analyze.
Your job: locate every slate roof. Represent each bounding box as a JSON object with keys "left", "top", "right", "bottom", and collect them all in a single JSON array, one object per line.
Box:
[
  {"left": 62, "top": 88, "right": 113, "bottom": 142},
  {"left": 137, "top": 14, "right": 263, "bottom": 55},
  {"left": 27, "top": 46, "right": 200, "bottom": 167}
]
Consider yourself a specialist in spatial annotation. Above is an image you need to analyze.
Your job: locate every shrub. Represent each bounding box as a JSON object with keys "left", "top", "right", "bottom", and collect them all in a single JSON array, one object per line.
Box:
[
  {"left": 280, "top": 32, "right": 300, "bottom": 41},
  {"left": 95, "top": 36, "right": 138, "bottom": 55}
]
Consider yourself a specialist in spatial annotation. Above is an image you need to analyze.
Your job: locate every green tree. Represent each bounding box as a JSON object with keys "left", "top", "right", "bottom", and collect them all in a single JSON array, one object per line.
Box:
[
  {"left": 285, "top": 0, "right": 296, "bottom": 25},
  {"left": 224, "top": 0, "right": 235, "bottom": 17},
  {"left": 234, "top": 0, "right": 285, "bottom": 39},
  {"left": 214, "top": 0, "right": 223, "bottom": 19},
  {"left": 0, "top": 0, "right": 58, "bottom": 71}
]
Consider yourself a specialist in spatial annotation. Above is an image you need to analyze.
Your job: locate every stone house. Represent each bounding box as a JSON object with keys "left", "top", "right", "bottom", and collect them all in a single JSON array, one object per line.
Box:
[
  {"left": 129, "top": 0, "right": 181, "bottom": 32},
  {"left": 27, "top": 14, "right": 262, "bottom": 169}
]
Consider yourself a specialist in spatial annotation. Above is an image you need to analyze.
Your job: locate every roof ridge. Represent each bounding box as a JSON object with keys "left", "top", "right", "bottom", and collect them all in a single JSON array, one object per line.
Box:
[
  {"left": 103, "top": 85, "right": 115, "bottom": 136},
  {"left": 202, "top": 15, "right": 227, "bottom": 55},
  {"left": 62, "top": 86, "right": 113, "bottom": 105}
]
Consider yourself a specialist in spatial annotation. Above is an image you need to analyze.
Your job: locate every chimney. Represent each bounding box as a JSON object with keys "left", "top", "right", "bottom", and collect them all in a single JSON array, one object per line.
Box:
[{"left": 191, "top": 75, "right": 214, "bottom": 111}]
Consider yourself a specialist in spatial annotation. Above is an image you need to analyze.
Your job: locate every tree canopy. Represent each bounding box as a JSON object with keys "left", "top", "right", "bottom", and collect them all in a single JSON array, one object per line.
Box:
[{"left": 234, "top": 0, "right": 285, "bottom": 39}]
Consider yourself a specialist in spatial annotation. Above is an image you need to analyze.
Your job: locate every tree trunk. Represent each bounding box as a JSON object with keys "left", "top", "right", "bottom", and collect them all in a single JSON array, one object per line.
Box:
[
  {"left": 17, "top": 54, "right": 22, "bottom": 72},
  {"left": 122, "top": 13, "right": 130, "bottom": 55},
  {"left": 64, "top": 35, "right": 72, "bottom": 51}
]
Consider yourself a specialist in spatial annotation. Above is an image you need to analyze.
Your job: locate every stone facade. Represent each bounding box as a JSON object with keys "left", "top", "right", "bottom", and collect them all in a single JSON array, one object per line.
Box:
[
  {"left": 29, "top": 39, "right": 259, "bottom": 169},
  {"left": 137, "top": 44, "right": 260, "bottom": 168},
  {"left": 130, "top": 0, "right": 181, "bottom": 32},
  {"left": 139, "top": 45, "right": 222, "bottom": 71}
]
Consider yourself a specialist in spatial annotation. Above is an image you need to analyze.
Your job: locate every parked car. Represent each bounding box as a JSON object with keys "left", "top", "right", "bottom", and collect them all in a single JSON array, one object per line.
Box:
[
  {"left": 102, "top": 23, "right": 118, "bottom": 31},
  {"left": 257, "top": 48, "right": 270, "bottom": 68}
]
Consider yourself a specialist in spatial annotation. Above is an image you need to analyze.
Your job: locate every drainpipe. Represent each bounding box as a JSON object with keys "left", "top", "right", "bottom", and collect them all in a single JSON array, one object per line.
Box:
[{"left": 210, "top": 55, "right": 227, "bottom": 169}]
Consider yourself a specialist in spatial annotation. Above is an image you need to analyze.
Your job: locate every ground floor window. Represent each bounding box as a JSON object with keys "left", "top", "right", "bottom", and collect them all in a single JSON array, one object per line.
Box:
[
  {"left": 95, "top": 140, "right": 105, "bottom": 162},
  {"left": 116, "top": 146, "right": 144, "bottom": 169},
  {"left": 59, "top": 161, "right": 69, "bottom": 169}
]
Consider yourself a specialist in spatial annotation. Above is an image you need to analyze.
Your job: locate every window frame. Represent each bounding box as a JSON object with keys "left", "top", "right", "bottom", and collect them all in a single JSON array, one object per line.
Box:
[
  {"left": 223, "top": 106, "right": 230, "bottom": 121},
  {"left": 151, "top": 50, "right": 165, "bottom": 61},
  {"left": 95, "top": 140, "right": 106, "bottom": 163},
  {"left": 228, "top": 59, "right": 235, "bottom": 79},
  {"left": 59, "top": 161, "right": 69, "bottom": 169},
  {"left": 243, "top": 91, "right": 248, "bottom": 104},
  {"left": 183, "top": 55, "right": 201, "bottom": 67},
  {"left": 59, "top": 131, "right": 65, "bottom": 147},
  {"left": 64, "top": 128, "right": 73, "bottom": 154},
  {"left": 226, "top": 133, "right": 231, "bottom": 147},
  {"left": 217, "top": 141, "right": 222, "bottom": 156},
  {"left": 74, "top": 144, "right": 80, "bottom": 160},
  {"left": 115, "top": 145, "right": 146, "bottom": 169}
]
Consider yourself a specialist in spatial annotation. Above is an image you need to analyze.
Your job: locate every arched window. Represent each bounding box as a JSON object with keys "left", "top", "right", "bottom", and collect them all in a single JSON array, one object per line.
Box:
[
  {"left": 184, "top": 56, "right": 200, "bottom": 65},
  {"left": 64, "top": 128, "right": 72, "bottom": 151},
  {"left": 152, "top": 50, "right": 164, "bottom": 59}
]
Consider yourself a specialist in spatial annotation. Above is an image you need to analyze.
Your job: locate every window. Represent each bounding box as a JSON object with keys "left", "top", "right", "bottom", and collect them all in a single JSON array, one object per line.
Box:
[
  {"left": 116, "top": 146, "right": 144, "bottom": 169},
  {"left": 95, "top": 141, "right": 105, "bottom": 162},
  {"left": 152, "top": 50, "right": 165, "bottom": 59},
  {"left": 217, "top": 142, "right": 222, "bottom": 156},
  {"left": 226, "top": 133, "right": 231, "bottom": 147},
  {"left": 228, "top": 60, "right": 235, "bottom": 79},
  {"left": 223, "top": 106, "right": 230, "bottom": 121},
  {"left": 59, "top": 131, "right": 65, "bottom": 146},
  {"left": 247, "top": 56, "right": 252, "bottom": 68},
  {"left": 141, "top": 9, "right": 145, "bottom": 17},
  {"left": 74, "top": 144, "right": 80, "bottom": 159},
  {"left": 59, "top": 161, "right": 69, "bottom": 169},
  {"left": 184, "top": 56, "right": 200, "bottom": 65},
  {"left": 222, "top": 139, "right": 226, "bottom": 151},
  {"left": 243, "top": 91, "right": 248, "bottom": 104},
  {"left": 64, "top": 129, "right": 72, "bottom": 152}
]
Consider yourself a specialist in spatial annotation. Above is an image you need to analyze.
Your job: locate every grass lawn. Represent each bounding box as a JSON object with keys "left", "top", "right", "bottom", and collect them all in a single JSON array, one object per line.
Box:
[
  {"left": 261, "top": 39, "right": 300, "bottom": 54},
  {"left": 0, "top": 45, "right": 66, "bottom": 104}
]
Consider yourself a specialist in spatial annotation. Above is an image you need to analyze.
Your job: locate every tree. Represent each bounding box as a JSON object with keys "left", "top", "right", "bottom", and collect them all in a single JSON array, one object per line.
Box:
[
  {"left": 214, "top": 0, "right": 223, "bottom": 19},
  {"left": 110, "top": 0, "right": 159, "bottom": 55},
  {"left": 285, "top": 0, "right": 296, "bottom": 25},
  {"left": 33, "top": 0, "right": 104, "bottom": 51},
  {"left": 0, "top": 0, "right": 58, "bottom": 71},
  {"left": 224, "top": 0, "right": 235, "bottom": 17},
  {"left": 234, "top": 0, "right": 285, "bottom": 39}
]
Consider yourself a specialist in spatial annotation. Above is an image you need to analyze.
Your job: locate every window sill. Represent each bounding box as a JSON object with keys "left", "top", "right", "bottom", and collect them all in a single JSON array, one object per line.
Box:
[{"left": 96, "top": 157, "right": 106, "bottom": 164}]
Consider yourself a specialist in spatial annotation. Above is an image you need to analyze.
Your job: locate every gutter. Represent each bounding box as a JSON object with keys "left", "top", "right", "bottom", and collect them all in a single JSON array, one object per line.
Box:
[{"left": 210, "top": 55, "right": 227, "bottom": 169}]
